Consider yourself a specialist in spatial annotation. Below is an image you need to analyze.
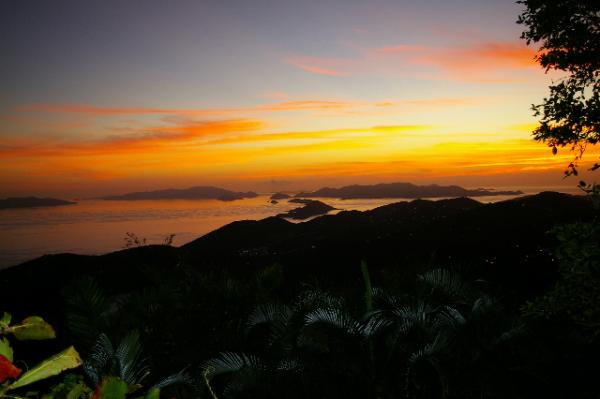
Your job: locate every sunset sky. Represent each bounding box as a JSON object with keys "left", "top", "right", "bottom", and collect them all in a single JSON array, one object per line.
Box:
[{"left": 1, "top": 0, "right": 596, "bottom": 198}]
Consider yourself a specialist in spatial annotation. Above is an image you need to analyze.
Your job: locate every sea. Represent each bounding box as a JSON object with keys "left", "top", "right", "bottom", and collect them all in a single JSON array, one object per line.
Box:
[{"left": 0, "top": 187, "right": 580, "bottom": 268}]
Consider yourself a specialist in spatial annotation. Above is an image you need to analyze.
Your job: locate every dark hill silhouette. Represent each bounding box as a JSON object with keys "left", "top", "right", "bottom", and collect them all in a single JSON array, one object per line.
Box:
[
  {"left": 99, "top": 186, "right": 258, "bottom": 201},
  {"left": 270, "top": 192, "right": 291, "bottom": 200},
  {"left": 277, "top": 199, "right": 335, "bottom": 219},
  {"left": 0, "top": 192, "right": 594, "bottom": 321},
  {"left": 295, "top": 182, "right": 523, "bottom": 199},
  {"left": 0, "top": 196, "right": 76, "bottom": 209}
]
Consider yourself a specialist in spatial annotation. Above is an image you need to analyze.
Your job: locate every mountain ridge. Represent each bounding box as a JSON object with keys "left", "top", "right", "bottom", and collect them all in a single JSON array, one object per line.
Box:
[
  {"left": 295, "top": 182, "right": 523, "bottom": 199},
  {"left": 98, "top": 185, "right": 258, "bottom": 201}
]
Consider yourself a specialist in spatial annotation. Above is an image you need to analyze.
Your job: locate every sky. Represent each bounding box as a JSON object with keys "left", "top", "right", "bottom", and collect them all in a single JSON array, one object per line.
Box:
[{"left": 1, "top": 0, "right": 596, "bottom": 198}]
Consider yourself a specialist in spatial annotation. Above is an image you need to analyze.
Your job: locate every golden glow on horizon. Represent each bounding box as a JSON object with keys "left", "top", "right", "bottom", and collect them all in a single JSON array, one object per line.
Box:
[{"left": 2, "top": 104, "right": 597, "bottom": 197}]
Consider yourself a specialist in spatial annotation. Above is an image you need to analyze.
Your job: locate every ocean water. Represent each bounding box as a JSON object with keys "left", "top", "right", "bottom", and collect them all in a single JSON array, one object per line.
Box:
[{"left": 0, "top": 188, "right": 575, "bottom": 268}]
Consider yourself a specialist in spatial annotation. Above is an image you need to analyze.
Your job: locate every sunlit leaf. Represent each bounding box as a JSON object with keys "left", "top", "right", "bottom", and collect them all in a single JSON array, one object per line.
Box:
[
  {"left": 9, "top": 346, "right": 82, "bottom": 390},
  {"left": 11, "top": 316, "right": 56, "bottom": 341},
  {"left": 0, "top": 337, "right": 13, "bottom": 362}
]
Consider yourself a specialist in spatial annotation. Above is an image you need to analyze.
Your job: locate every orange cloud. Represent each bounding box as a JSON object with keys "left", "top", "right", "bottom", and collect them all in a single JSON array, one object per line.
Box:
[
  {"left": 413, "top": 42, "right": 537, "bottom": 78},
  {"left": 15, "top": 100, "right": 355, "bottom": 117},
  {"left": 0, "top": 119, "right": 264, "bottom": 157},
  {"left": 285, "top": 41, "right": 539, "bottom": 82}
]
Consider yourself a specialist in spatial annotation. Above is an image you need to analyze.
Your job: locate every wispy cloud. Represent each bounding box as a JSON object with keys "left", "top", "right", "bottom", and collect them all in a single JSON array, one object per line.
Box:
[
  {"left": 285, "top": 56, "right": 352, "bottom": 77},
  {"left": 411, "top": 42, "right": 537, "bottom": 79},
  {"left": 285, "top": 41, "right": 538, "bottom": 82},
  {"left": 374, "top": 44, "right": 425, "bottom": 54},
  {"left": 15, "top": 100, "right": 356, "bottom": 116},
  {"left": 0, "top": 119, "right": 264, "bottom": 157}
]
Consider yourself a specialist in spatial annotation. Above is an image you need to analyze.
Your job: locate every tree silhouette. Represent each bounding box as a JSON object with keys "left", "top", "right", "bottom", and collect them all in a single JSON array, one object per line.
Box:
[{"left": 518, "top": 0, "right": 600, "bottom": 189}]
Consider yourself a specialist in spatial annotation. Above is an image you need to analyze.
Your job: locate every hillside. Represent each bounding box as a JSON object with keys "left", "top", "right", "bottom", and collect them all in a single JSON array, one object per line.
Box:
[{"left": 1, "top": 192, "right": 592, "bottom": 316}]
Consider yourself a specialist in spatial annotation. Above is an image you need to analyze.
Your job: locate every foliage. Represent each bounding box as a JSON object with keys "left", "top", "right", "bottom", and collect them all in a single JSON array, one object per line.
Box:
[
  {"left": 41, "top": 374, "right": 91, "bottom": 399},
  {"left": 201, "top": 267, "right": 527, "bottom": 398},
  {"left": 0, "top": 313, "right": 82, "bottom": 398},
  {"left": 124, "top": 233, "right": 147, "bottom": 248},
  {"left": 123, "top": 233, "right": 176, "bottom": 248},
  {"left": 523, "top": 221, "right": 600, "bottom": 336},
  {"left": 83, "top": 331, "right": 194, "bottom": 398},
  {"left": 518, "top": 0, "right": 600, "bottom": 185}
]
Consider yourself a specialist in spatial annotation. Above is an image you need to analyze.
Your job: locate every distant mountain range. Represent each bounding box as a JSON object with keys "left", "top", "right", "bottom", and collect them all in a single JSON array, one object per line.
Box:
[
  {"left": 99, "top": 186, "right": 258, "bottom": 201},
  {"left": 0, "top": 197, "right": 76, "bottom": 209},
  {"left": 7, "top": 182, "right": 524, "bottom": 206},
  {"left": 295, "top": 182, "right": 523, "bottom": 199}
]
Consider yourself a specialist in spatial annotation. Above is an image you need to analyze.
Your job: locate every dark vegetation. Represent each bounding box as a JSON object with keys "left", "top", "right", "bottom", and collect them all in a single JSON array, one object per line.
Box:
[
  {"left": 0, "top": 197, "right": 76, "bottom": 209},
  {"left": 99, "top": 186, "right": 258, "bottom": 202},
  {"left": 1, "top": 192, "right": 599, "bottom": 397},
  {"left": 295, "top": 182, "right": 523, "bottom": 199}
]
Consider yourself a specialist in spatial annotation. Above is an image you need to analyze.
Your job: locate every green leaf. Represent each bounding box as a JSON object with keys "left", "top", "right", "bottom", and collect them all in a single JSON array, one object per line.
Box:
[
  {"left": 1, "top": 312, "right": 11, "bottom": 326},
  {"left": 96, "top": 377, "right": 128, "bottom": 399},
  {"left": 11, "top": 316, "right": 56, "bottom": 341},
  {"left": 9, "top": 346, "right": 82, "bottom": 390},
  {"left": 0, "top": 337, "right": 13, "bottom": 361},
  {"left": 65, "top": 383, "right": 87, "bottom": 399},
  {"left": 145, "top": 387, "right": 160, "bottom": 399}
]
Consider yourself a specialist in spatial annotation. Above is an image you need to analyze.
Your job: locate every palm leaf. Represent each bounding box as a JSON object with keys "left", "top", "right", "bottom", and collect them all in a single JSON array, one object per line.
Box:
[
  {"left": 84, "top": 333, "right": 115, "bottom": 386},
  {"left": 246, "top": 303, "right": 293, "bottom": 344},
  {"left": 295, "top": 290, "right": 344, "bottom": 312},
  {"left": 304, "top": 308, "right": 364, "bottom": 337},
  {"left": 64, "top": 277, "right": 115, "bottom": 347},
  {"left": 148, "top": 368, "right": 197, "bottom": 392},
  {"left": 418, "top": 269, "right": 473, "bottom": 303},
  {"left": 203, "top": 352, "right": 263, "bottom": 380},
  {"left": 114, "top": 330, "right": 149, "bottom": 386}
]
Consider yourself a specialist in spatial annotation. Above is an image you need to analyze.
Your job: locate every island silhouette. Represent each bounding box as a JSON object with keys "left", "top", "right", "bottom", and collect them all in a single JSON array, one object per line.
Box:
[
  {"left": 0, "top": 197, "right": 76, "bottom": 209},
  {"left": 99, "top": 185, "right": 258, "bottom": 201},
  {"left": 295, "top": 182, "right": 523, "bottom": 199}
]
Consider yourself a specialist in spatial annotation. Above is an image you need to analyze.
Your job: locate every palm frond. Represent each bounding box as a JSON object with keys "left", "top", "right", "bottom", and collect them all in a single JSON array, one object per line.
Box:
[
  {"left": 304, "top": 308, "right": 364, "bottom": 337},
  {"left": 418, "top": 269, "right": 473, "bottom": 303},
  {"left": 148, "top": 368, "right": 198, "bottom": 392},
  {"left": 406, "top": 334, "right": 448, "bottom": 397},
  {"left": 372, "top": 288, "right": 404, "bottom": 310},
  {"left": 295, "top": 289, "right": 344, "bottom": 312},
  {"left": 84, "top": 333, "right": 115, "bottom": 386},
  {"left": 276, "top": 357, "right": 303, "bottom": 373},
  {"left": 471, "top": 296, "right": 497, "bottom": 320},
  {"left": 203, "top": 352, "right": 264, "bottom": 380},
  {"left": 115, "top": 330, "right": 150, "bottom": 386},
  {"left": 435, "top": 306, "right": 467, "bottom": 332},
  {"left": 494, "top": 323, "right": 527, "bottom": 346},
  {"left": 391, "top": 302, "right": 434, "bottom": 336},
  {"left": 362, "top": 310, "right": 393, "bottom": 337},
  {"left": 246, "top": 303, "right": 293, "bottom": 344},
  {"left": 64, "top": 276, "right": 115, "bottom": 347}
]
